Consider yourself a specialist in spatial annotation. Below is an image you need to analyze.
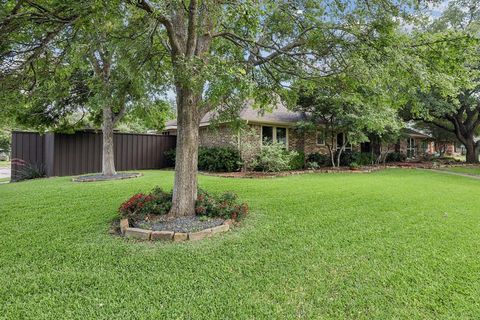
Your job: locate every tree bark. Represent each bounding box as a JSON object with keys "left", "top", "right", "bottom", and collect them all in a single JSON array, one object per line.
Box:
[
  {"left": 465, "top": 137, "right": 479, "bottom": 164},
  {"left": 102, "top": 107, "right": 116, "bottom": 176},
  {"left": 170, "top": 88, "right": 201, "bottom": 217}
]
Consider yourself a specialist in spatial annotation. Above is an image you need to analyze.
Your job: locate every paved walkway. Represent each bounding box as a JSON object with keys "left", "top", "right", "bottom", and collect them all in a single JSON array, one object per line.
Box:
[{"left": 418, "top": 168, "right": 480, "bottom": 180}]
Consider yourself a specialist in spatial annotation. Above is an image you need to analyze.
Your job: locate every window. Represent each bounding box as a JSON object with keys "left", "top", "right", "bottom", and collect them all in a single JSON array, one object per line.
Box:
[
  {"left": 276, "top": 127, "right": 287, "bottom": 145},
  {"left": 262, "top": 126, "right": 273, "bottom": 144},
  {"left": 336, "top": 133, "right": 352, "bottom": 151},
  {"left": 261, "top": 126, "right": 288, "bottom": 146},
  {"left": 316, "top": 130, "right": 325, "bottom": 145}
]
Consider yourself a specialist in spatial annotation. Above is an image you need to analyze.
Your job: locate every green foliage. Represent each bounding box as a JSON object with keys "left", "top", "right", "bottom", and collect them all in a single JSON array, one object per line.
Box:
[
  {"left": 306, "top": 153, "right": 330, "bottom": 167},
  {"left": 195, "top": 189, "right": 248, "bottom": 221},
  {"left": 349, "top": 162, "right": 360, "bottom": 169},
  {"left": 338, "top": 151, "right": 376, "bottom": 167},
  {"left": 11, "top": 159, "right": 45, "bottom": 182},
  {"left": 119, "top": 186, "right": 172, "bottom": 219},
  {"left": 164, "top": 147, "right": 242, "bottom": 172},
  {"left": 164, "top": 149, "right": 176, "bottom": 167},
  {"left": 1, "top": 1, "right": 170, "bottom": 133},
  {"left": 198, "top": 147, "right": 242, "bottom": 172},
  {"left": 306, "top": 161, "right": 320, "bottom": 170},
  {"left": 386, "top": 152, "right": 407, "bottom": 163},
  {"left": 289, "top": 151, "right": 305, "bottom": 170},
  {"left": 254, "top": 143, "right": 298, "bottom": 172},
  {"left": 0, "top": 129, "right": 10, "bottom": 152}
]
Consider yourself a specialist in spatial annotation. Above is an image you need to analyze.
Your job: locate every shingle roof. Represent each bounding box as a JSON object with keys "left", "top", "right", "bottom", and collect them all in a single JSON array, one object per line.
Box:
[
  {"left": 402, "top": 127, "right": 432, "bottom": 139},
  {"left": 165, "top": 102, "right": 305, "bottom": 130}
]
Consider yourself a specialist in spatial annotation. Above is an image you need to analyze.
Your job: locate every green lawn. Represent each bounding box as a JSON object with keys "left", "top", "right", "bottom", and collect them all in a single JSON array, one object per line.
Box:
[
  {"left": 1, "top": 170, "right": 480, "bottom": 319},
  {"left": 0, "top": 160, "right": 10, "bottom": 168},
  {"left": 442, "top": 166, "right": 480, "bottom": 176}
]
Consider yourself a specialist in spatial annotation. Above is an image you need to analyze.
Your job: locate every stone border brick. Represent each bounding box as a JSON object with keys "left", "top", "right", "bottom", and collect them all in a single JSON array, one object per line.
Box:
[
  {"left": 152, "top": 230, "right": 174, "bottom": 241},
  {"left": 125, "top": 227, "right": 152, "bottom": 240},
  {"left": 121, "top": 219, "right": 231, "bottom": 242},
  {"left": 188, "top": 228, "right": 212, "bottom": 241}
]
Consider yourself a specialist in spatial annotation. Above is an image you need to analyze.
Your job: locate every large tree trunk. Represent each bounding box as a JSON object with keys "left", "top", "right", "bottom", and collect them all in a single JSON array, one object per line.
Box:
[
  {"left": 170, "top": 89, "right": 201, "bottom": 217},
  {"left": 102, "top": 107, "right": 116, "bottom": 176},
  {"left": 465, "top": 138, "right": 479, "bottom": 164}
]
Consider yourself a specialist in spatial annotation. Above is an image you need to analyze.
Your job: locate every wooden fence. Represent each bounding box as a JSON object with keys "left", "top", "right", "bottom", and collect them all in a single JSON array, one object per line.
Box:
[{"left": 11, "top": 131, "right": 176, "bottom": 181}]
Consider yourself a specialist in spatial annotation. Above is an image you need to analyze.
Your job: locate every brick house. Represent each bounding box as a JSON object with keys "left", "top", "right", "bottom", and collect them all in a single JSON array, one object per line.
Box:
[{"left": 165, "top": 104, "right": 434, "bottom": 160}]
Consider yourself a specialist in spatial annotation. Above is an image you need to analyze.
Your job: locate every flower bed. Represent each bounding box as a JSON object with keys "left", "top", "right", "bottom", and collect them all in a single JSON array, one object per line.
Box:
[
  {"left": 117, "top": 186, "right": 247, "bottom": 242},
  {"left": 73, "top": 172, "right": 141, "bottom": 182}
]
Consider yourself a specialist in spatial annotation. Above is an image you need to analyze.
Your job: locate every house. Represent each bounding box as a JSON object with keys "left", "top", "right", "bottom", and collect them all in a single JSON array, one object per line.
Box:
[{"left": 164, "top": 103, "right": 434, "bottom": 160}]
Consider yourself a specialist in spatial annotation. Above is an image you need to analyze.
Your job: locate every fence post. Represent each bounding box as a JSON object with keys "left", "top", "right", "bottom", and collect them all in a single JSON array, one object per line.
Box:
[{"left": 44, "top": 132, "right": 55, "bottom": 177}]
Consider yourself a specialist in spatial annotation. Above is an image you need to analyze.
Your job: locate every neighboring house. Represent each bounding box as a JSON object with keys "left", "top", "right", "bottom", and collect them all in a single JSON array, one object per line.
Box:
[{"left": 164, "top": 104, "right": 434, "bottom": 160}]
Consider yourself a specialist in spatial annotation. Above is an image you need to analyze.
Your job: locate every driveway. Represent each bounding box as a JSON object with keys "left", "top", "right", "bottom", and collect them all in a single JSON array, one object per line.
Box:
[{"left": 0, "top": 167, "right": 11, "bottom": 180}]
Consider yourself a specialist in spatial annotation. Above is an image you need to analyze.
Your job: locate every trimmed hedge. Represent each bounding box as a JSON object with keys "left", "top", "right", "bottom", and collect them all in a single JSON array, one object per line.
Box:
[{"left": 165, "top": 147, "right": 241, "bottom": 172}]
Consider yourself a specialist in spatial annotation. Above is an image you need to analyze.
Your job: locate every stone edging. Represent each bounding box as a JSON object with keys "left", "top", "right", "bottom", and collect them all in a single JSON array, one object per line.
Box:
[{"left": 120, "top": 218, "right": 233, "bottom": 242}]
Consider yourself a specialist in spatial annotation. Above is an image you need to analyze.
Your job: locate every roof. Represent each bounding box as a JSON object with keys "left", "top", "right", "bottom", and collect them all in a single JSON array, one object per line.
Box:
[
  {"left": 402, "top": 127, "right": 432, "bottom": 139},
  {"left": 165, "top": 102, "right": 305, "bottom": 130}
]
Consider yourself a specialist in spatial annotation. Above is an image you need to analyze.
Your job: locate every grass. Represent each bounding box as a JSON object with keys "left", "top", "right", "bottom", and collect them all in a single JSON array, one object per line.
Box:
[
  {"left": 1, "top": 169, "right": 480, "bottom": 319},
  {"left": 0, "top": 160, "right": 10, "bottom": 168},
  {"left": 441, "top": 166, "right": 480, "bottom": 176}
]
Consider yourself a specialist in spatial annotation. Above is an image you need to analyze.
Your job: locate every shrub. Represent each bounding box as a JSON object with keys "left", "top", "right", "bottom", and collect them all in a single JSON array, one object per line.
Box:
[
  {"left": 349, "top": 162, "right": 360, "bottom": 169},
  {"left": 289, "top": 151, "right": 305, "bottom": 170},
  {"left": 337, "top": 151, "right": 375, "bottom": 167},
  {"left": 119, "top": 187, "right": 248, "bottom": 222},
  {"left": 198, "top": 147, "right": 241, "bottom": 172},
  {"left": 355, "top": 152, "right": 375, "bottom": 166},
  {"left": 11, "top": 159, "right": 45, "bottom": 181},
  {"left": 164, "top": 149, "right": 176, "bottom": 167},
  {"left": 254, "top": 142, "right": 297, "bottom": 172},
  {"left": 338, "top": 151, "right": 357, "bottom": 167},
  {"left": 385, "top": 152, "right": 407, "bottom": 163},
  {"left": 306, "top": 153, "right": 330, "bottom": 167},
  {"left": 195, "top": 189, "right": 248, "bottom": 221},
  {"left": 306, "top": 161, "right": 320, "bottom": 170},
  {"left": 164, "top": 147, "right": 242, "bottom": 172},
  {"left": 119, "top": 187, "right": 172, "bottom": 218}
]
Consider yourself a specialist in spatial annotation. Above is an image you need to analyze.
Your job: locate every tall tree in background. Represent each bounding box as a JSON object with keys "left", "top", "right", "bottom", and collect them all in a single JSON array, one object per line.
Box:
[
  {"left": 1, "top": 1, "right": 170, "bottom": 175},
  {"left": 408, "top": 0, "right": 480, "bottom": 163},
  {"left": 130, "top": 0, "right": 419, "bottom": 217}
]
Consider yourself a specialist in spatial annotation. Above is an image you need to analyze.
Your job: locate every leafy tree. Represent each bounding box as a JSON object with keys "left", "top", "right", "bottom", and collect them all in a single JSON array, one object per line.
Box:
[
  {"left": 296, "top": 83, "right": 403, "bottom": 167},
  {"left": 1, "top": 1, "right": 170, "bottom": 175},
  {"left": 130, "top": 0, "right": 420, "bottom": 217},
  {"left": 407, "top": 0, "right": 480, "bottom": 163}
]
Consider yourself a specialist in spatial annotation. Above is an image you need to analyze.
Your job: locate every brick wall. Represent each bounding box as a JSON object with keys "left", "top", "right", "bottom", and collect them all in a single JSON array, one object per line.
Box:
[{"left": 199, "top": 125, "right": 238, "bottom": 148}]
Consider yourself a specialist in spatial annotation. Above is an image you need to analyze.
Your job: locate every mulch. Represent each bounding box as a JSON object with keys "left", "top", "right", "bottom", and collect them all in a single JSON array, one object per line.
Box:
[
  {"left": 72, "top": 172, "right": 142, "bottom": 182},
  {"left": 201, "top": 167, "right": 381, "bottom": 179},
  {"left": 133, "top": 215, "right": 225, "bottom": 233}
]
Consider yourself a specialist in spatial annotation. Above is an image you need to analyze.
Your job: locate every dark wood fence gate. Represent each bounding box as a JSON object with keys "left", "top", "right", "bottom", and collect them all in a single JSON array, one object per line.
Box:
[{"left": 11, "top": 131, "right": 176, "bottom": 181}]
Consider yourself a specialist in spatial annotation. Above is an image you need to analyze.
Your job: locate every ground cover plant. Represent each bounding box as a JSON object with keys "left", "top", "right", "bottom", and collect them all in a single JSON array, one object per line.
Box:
[{"left": 1, "top": 170, "right": 480, "bottom": 318}]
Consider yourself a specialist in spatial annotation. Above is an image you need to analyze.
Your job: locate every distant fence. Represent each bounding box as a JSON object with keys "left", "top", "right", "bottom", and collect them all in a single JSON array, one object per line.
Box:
[{"left": 11, "top": 131, "right": 176, "bottom": 181}]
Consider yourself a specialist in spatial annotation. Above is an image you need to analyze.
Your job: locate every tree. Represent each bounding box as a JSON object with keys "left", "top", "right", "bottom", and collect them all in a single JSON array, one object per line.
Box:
[
  {"left": 296, "top": 83, "right": 402, "bottom": 167},
  {"left": 407, "top": 0, "right": 480, "bottom": 163},
  {"left": 1, "top": 1, "right": 169, "bottom": 175},
  {"left": 129, "top": 0, "right": 420, "bottom": 217}
]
